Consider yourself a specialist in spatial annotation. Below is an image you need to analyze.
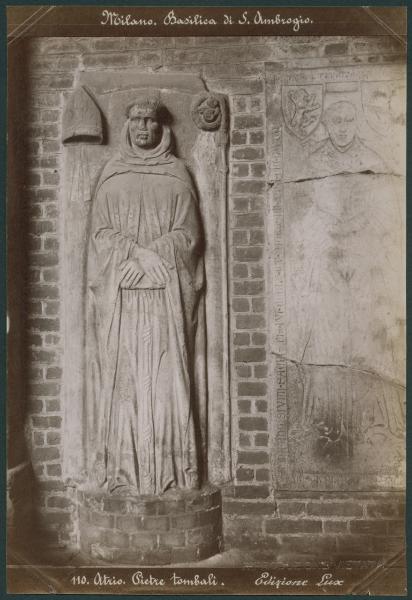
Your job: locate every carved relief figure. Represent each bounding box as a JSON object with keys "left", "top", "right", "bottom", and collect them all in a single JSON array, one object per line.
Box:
[
  {"left": 310, "top": 101, "right": 386, "bottom": 176},
  {"left": 86, "top": 95, "right": 205, "bottom": 495}
]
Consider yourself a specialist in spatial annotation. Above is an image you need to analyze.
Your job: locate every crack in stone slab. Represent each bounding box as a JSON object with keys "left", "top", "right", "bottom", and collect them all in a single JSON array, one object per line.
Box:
[
  {"left": 270, "top": 351, "right": 405, "bottom": 390},
  {"left": 282, "top": 170, "right": 403, "bottom": 185}
]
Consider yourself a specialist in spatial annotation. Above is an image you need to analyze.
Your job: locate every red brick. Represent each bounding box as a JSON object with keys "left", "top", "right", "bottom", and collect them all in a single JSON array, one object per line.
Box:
[
  {"left": 236, "top": 467, "right": 254, "bottom": 482},
  {"left": 30, "top": 382, "right": 59, "bottom": 396},
  {"left": 232, "top": 180, "right": 265, "bottom": 194},
  {"left": 266, "top": 519, "right": 322, "bottom": 534},
  {"left": 239, "top": 416, "right": 267, "bottom": 431},
  {"left": 46, "top": 366, "right": 62, "bottom": 379},
  {"left": 234, "top": 213, "right": 264, "bottom": 228},
  {"left": 47, "top": 464, "right": 62, "bottom": 477},
  {"left": 46, "top": 399, "right": 60, "bottom": 412},
  {"left": 232, "top": 230, "right": 248, "bottom": 245},
  {"left": 31, "top": 253, "right": 58, "bottom": 267},
  {"left": 231, "top": 130, "right": 247, "bottom": 145},
  {"left": 238, "top": 399, "right": 251, "bottom": 413},
  {"left": 158, "top": 530, "right": 185, "bottom": 546},
  {"left": 29, "top": 365, "right": 43, "bottom": 379},
  {"left": 90, "top": 512, "right": 115, "bottom": 529},
  {"left": 43, "top": 140, "right": 60, "bottom": 153},
  {"left": 323, "top": 520, "right": 348, "bottom": 534},
  {"left": 234, "top": 246, "right": 263, "bottom": 261},
  {"left": 232, "top": 297, "right": 249, "bottom": 312},
  {"left": 117, "top": 514, "right": 144, "bottom": 532},
  {"left": 366, "top": 502, "right": 400, "bottom": 519},
  {"left": 43, "top": 172, "right": 59, "bottom": 186},
  {"left": 28, "top": 318, "right": 59, "bottom": 332},
  {"left": 350, "top": 520, "right": 387, "bottom": 535},
  {"left": 33, "top": 431, "right": 44, "bottom": 446},
  {"left": 43, "top": 268, "right": 59, "bottom": 283},
  {"left": 33, "top": 446, "right": 60, "bottom": 462},
  {"left": 28, "top": 398, "right": 44, "bottom": 413},
  {"left": 239, "top": 433, "right": 251, "bottom": 447},
  {"left": 46, "top": 432, "right": 60, "bottom": 445},
  {"left": 307, "top": 501, "right": 363, "bottom": 517},
  {"left": 234, "top": 282, "right": 264, "bottom": 297},
  {"left": 83, "top": 53, "right": 133, "bottom": 68},
  {"left": 235, "top": 348, "right": 266, "bottom": 363},
  {"left": 28, "top": 124, "right": 59, "bottom": 139},
  {"left": 233, "top": 197, "right": 250, "bottom": 212},
  {"left": 324, "top": 42, "right": 348, "bottom": 56},
  {"left": 31, "top": 188, "right": 58, "bottom": 202},
  {"left": 44, "top": 238, "right": 59, "bottom": 251},
  {"left": 252, "top": 332, "right": 266, "bottom": 345},
  {"left": 236, "top": 314, "right": 265, "bottom": 329},
  {"left": 239, "top": 383, "right": 267, "bottom": 398},
  {"left": 27, "top": 171, "right": 41, "bottom": 186},
  {"left": 233, "top": 332, "right": 250, "bottom": 346},
  {"left": 232, "top": 163, "right": 249, "bottom": 177},
  {"left": 249, "top": 230, "right": 265, "bottom": 244},
  {"left": 256, "top": 469, "right": 270, "bottom": 482},
  {"left": 41, "top": 511, "right": 71, "bottom": 526},
  {"left": 276, "top": 501, "right": 307, "bottom": 515},
  {"left": 44, "top": 302, "right": 59, "bottom": 316},
  {"left": 223, "top": 500, "right": 275, "bottom": 515},
  {"left": 165, "top": 49, "right": 214, "bottom": 65},
  {"left": 142, "top": 515, "right": 170, "bottom": 532},
  {"left": 254, "top": 365, "right": 268, "bottom": 378},
  {"left": 234, "top": 115, "right": 263, "bottom": 129},
  {"left": 104, "top": 529, "right": 130, "bottom": 548},
  {"left": 31, "top": 416, "right": 61, "bottom": 429},
  {"left": 28, "top": 236, "right": 42, "bottom": 251},
  {"left": 30, "top": 350, "right": 56, "bottom": 363},
  {"left": 232, "top": 147, "right": 264, "bottom": 160},
  {"left": 384, "top": 520, "right": 405, "bottom": 537},
  {"left": 136, "top": 51, "right": 162, "bottom": 66},
  {"left": 237, "top": 451, "right": 269, "bottom": 465},
  {"left": 30, "top": 220, "right": 56, "bottom": 235},
  {"left": 251, "top": 163, "right": 266, "bottom": 178},
  {"left": 234, "top": 485, "right": 270, "bottom": 499},
  {"left": 41, "top": 111, "right": 60, "bottom": 124},
  {"left": 29, "top": 91, "right": 61, "bottom": 108},
  {"left": 249, "top": 131, "right": 264, "bottom": 144},
  {"left": 170, "top": 513, "right": 198, "bottom": 529},
  {"left": 47, "top": 496, "right": 71, "bottom": 509},
  {"left": 235, "top": 364, "right": 251, "bottom": 378},
  {"left": 254, "top": 433, "right": 269, "bottom": 447},
  {"left": 232, "top": 96, "right": 248, "bottom": 112},
  {"left": 30, "top": 285, "right": 59, "bottom": 300}
]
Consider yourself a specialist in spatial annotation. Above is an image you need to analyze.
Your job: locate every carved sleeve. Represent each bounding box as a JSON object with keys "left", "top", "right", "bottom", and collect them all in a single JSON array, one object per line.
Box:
[{"left": 91, "top": 188, "right": 137, "bottom": 258}]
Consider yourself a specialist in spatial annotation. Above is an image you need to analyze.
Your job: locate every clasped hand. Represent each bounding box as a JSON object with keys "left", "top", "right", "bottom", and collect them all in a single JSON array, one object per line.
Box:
[{"left": 119, "top": 248, "right": 173, "bottom": 288}]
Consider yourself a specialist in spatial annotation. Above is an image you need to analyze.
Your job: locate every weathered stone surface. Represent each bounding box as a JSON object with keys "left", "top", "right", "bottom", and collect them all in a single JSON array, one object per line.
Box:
[{"left": 266, "top": 63, "right": 406, "bottom": 491}]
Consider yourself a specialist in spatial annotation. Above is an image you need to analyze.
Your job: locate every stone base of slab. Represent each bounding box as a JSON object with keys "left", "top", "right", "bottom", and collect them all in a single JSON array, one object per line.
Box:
[{"left": 78, "top": 484, "right": 223, "bottom": 564}]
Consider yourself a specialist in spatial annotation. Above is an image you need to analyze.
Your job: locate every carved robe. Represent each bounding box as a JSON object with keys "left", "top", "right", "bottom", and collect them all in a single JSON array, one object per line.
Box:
[{"left": 86, "top": 124, "right": 205, "bottom": 495}]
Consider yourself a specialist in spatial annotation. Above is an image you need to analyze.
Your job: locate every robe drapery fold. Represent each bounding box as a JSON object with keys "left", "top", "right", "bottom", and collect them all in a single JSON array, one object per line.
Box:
[{"left": 86, "top": 123, "right": 206, "bottom": 495}]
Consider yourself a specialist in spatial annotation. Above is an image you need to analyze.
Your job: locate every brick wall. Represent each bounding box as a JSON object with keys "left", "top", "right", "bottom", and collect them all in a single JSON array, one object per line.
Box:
[{"left": 14, "top": 34, "right": 405, "bottom": 553}]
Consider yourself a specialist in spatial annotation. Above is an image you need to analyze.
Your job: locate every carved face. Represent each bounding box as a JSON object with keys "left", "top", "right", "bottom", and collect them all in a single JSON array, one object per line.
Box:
[
  {"left": 324, "top": 102, "right": 357, "bottom": 150},
  {"left": 128, "top": 106, "right": 161, "bottom": 149}
]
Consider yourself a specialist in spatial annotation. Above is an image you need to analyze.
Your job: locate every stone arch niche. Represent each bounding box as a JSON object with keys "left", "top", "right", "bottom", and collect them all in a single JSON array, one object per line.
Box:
[{"left": 60, "top": 71, "right": 230, "bottom": 563}]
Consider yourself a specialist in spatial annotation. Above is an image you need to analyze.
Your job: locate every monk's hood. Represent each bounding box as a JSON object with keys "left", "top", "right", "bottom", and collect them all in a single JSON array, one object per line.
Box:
[{"left": 95, "top": 122, "right": 194, "bottom": 194}]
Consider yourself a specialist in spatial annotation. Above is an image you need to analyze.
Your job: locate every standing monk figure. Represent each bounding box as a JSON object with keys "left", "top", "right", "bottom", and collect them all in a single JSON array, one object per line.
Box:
[{"left": 86, "top": 95, "right": 205, "bottom": 495}]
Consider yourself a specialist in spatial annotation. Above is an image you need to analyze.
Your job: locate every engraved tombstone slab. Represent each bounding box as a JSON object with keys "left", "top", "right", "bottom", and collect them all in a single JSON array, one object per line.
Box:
[
  {"left": 265, "top": 63, "right": 406, "bottom": 490},
  {"left": 61, "top": 72, "right": 230, "bottom": 489}
]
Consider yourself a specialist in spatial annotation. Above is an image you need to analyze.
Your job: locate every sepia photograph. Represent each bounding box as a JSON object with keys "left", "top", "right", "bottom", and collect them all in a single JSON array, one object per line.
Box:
[{"left": 6, "top": 5, "right": 407, "bottom": 595}]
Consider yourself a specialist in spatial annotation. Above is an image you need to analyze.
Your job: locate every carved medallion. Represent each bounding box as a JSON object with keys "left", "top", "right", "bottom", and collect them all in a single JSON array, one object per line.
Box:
[
  {"left": 282, "top": 84, "right": 323, "bottom": 139},
  {"left": 361, "top": 80, "right": 406, "bottom": 136},
  {"left": 191, "top": 93, "right": 222, "bottom": 131}
]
